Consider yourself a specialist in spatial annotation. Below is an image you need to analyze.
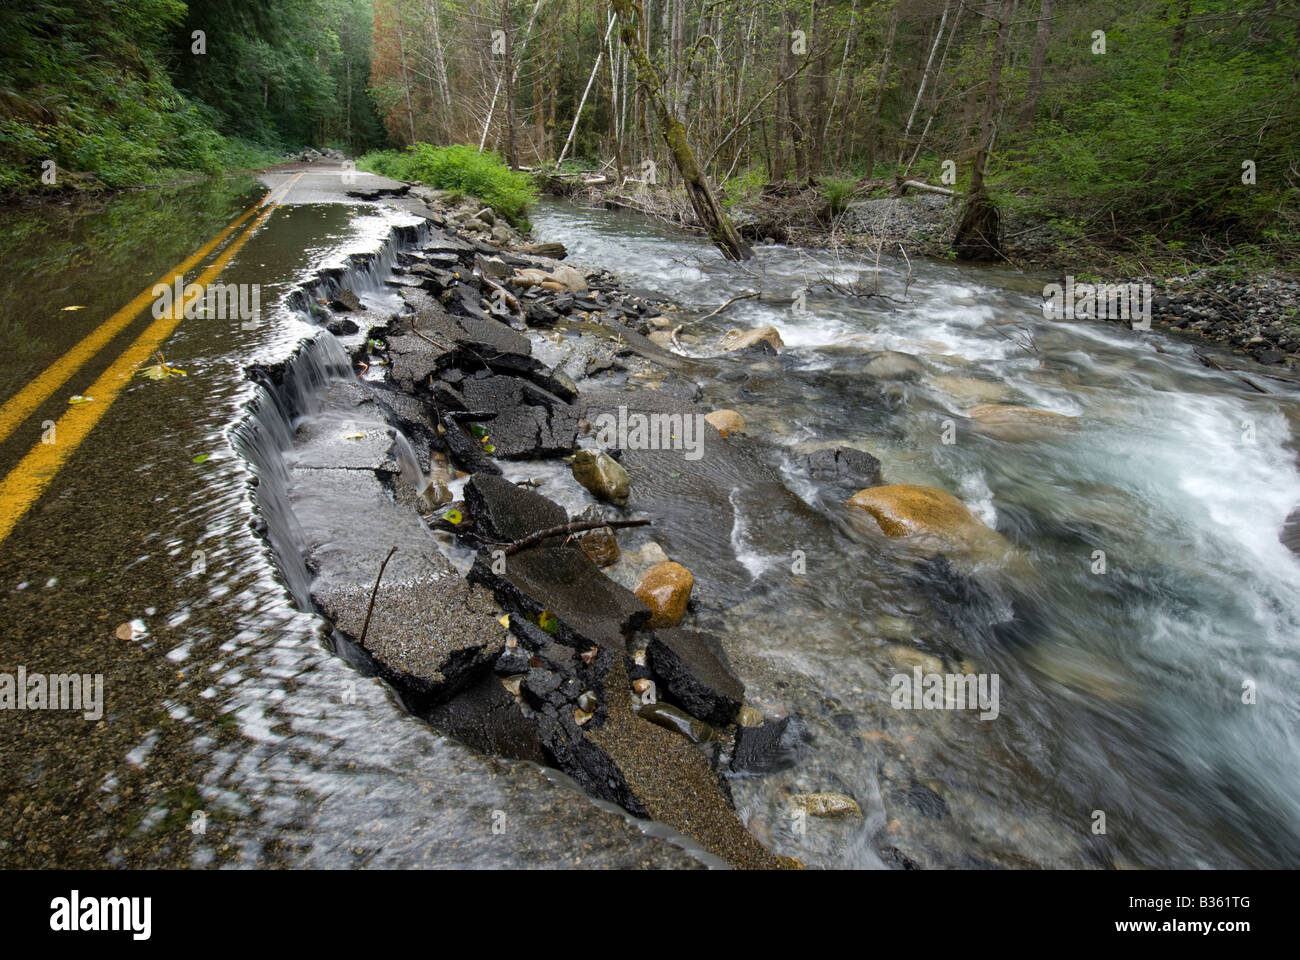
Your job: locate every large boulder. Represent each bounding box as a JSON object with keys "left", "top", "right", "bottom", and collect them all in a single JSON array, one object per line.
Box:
[
  {"left": 928, "top": 374, "right": 1012, "bottom": 406},
  {"left": 551, "top": 264, "right": 589, "bottom": 293},
  {"left": 863, "top": 350, "right": 925, "bottom": 380},
  {"left": 704, "top": 409, "right": 747, "bottom": 437}
]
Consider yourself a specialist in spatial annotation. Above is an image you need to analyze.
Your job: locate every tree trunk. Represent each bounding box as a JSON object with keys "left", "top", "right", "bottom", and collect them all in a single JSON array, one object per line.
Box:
[
  {"left": 822, "top": 0, "right": 858, "bottom": 162},
  {"left": 1019, "top": 0, "right": 1052, "bottom": 125},
  {"left": 393, "top": 0, "right": 417, "bottom": 143},
  {"left": 612, "top": 0, "right": 752, "bottom": 260},
  {"left": 1164, "top": 0, "right": 1192, "bottom": 90},
  {"left": 556, "top": 14, "right": 617, "bottom": 168},
  {"left": 903, "top": 0, "right": 962, "bottom": 176},
  {"left": 897, "top": 0, "right": 952, "bottom": 167},
  {"left": 865, "top": 2, "right": 899, "bottom": 178},
  {"left": 785, "top": 4, "right": 808, "bottom": 181},
  {"left": 501, "top": 0, "right": 518, "bottom": 167},
  {"left": 954, "top": 0, "right": 1013, "bottom": 261}
]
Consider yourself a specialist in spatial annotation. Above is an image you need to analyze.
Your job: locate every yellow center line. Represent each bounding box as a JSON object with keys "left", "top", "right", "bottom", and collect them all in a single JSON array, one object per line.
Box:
[
  {"left": 0, "top": 172, "right": 304, "bottom": 546},
  {"left": 0, "top": 173, "right": 300, "bottom": 446}
]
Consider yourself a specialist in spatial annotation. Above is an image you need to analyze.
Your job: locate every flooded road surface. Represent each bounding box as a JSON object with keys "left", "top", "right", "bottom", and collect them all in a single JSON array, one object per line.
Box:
[{"left": 0, "top": 169, "right": 707, "bottom": 868}]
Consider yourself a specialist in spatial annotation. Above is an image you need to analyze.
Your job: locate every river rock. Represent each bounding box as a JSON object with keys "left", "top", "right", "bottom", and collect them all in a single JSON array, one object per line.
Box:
[
  {"left": 646, "top": 628, "right": 744, "bottom": 724},
  {"left": 966, "top": 404, "right": 1077, "bottom": 440},
  {"left": 634, "top": 561, "right": 694, "bottom": 628},
  {"left": 476, "top": 254, "right": 511, "bottom": 279},
  {"left": 636, "top": 701, "right": 716, "bottom": 743},
  {"left": 517, "top": 241, "right": 567, "bottom": 259},
  {"left": 704, "top": 409, "right": 746, "bottom": 436},
  {"left": 602, "top": 540, "right": 671, "bottom": 589},
  {"left": 720, "top": 325, "right": 784, "bottom": 354},
  {"left": 806, "top": 446, "right": 883, "bottom": 492},
  {"left": 846, "top": 484, "right": 987, "bottom": 539},
  {"left": 512, "top": 267, "right": 552, "bottom": 288},
  {"left": 552, "top": 264, "right": 588, "bottom": 293},
  {"left": 929, "top": 374, "right": 1012, "bottom": 406},
  {"left": 648, "top": 330, "right": 677, "bottom": 350},
  {"left": 572, "top": 449, "right": 630, "bottom": 505},
  {"left": 577, "top": 526, "right": 620, "bottom": 566},
  {"left": 793, "top": 792, "right": 863, "bottom": 819},
  {"left": 864, "top": 350, "right": 925, "bottom": 380}
]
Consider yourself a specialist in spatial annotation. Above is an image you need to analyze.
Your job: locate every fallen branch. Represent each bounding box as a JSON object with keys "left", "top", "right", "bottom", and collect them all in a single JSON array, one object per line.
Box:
[
  {"left": 500, "top": 518, "right": 651, "bottom": 556},
  {"left": 359, "top": 546, "right": 398, "bottom": 645},
  {"left": 898, "top": 179, "right": 957, "bottom": 197},
  {"left": 699, "top": 290, "right": 760, "bottom": 321}
]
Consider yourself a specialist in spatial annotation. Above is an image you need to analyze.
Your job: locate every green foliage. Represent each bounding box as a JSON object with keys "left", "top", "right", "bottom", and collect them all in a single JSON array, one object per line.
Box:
[
  {"left": 819, "top": 175, "right": 857, "bottom": 216},
  {"left": 170, "top": 0, "right": 385, "bottom": 154},
  {"left": 721, "top": 168, "right": 767, "bottom": 208},
  {"left": 358, "top": 143, "right": 537, "bottom": 224},
  {"left": 0, "top": 0, "right": 382, "bottom": 196},
  {"left": 0, "top": 0, "right": 230, "bottom": 192},
  {"left": 1006, "top": 0, "right": 1297, "bottom": 249}
]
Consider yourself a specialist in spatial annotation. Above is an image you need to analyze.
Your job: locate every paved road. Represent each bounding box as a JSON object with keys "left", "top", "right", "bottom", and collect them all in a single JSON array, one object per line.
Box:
[{"left": 0, "top": 162, "right": 704, "bottom": 869}]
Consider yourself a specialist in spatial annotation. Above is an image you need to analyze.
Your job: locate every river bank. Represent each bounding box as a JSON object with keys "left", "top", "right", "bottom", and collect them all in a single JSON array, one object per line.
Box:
[
  {"left": 257, "top": 183, "right": 822, "bottom": 868},
  {"left": 541, "top": 174, "right": 1300, "bottom": 371}
]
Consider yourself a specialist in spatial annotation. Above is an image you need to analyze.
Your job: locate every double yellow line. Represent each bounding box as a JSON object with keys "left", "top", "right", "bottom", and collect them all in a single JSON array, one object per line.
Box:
[{"left": 0, "top": 172, "right": 304, "bottom": 545}]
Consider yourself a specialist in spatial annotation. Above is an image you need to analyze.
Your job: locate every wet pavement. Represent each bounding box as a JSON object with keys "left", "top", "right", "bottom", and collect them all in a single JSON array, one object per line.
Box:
[{"left": 0, "top": 164, "right": 712, "bottom": 868}]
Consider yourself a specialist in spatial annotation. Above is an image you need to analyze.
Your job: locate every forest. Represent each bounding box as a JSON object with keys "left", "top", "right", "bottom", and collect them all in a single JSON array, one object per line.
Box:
[{"left": 1, "top": 1, "right": 1297, "bottom": 263}]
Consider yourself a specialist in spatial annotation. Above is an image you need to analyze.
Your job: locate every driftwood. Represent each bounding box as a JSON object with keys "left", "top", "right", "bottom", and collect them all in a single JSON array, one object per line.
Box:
[
  {"left": 512, "top": 240, "right": 567, "bottom": 259},
  {"left": 897, "top": 179, "right": 956, "bottom": 197},
  {"left": 500, "top": 518, "right": 652, "bottom": 556},
  {"left": 699, "top": 290, "right": 760, "bottom": 320}
]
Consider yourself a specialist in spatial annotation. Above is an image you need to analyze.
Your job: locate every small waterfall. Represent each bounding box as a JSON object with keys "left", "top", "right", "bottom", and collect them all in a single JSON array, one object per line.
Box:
[
  {"left": 232, "top": 217, "right": 434, "bottom": 611},
  {"left": 285, "top": 220, "right": 429, "bottom": 323}
]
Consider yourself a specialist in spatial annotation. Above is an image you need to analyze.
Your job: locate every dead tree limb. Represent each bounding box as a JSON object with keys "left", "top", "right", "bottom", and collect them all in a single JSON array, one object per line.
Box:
[
  {"left": 501, "top": 518, "right": 652, "bottom": 555},
  {"left": 359, "top": 546, "right": 398, "bottom": 644},
  {"left": 699, "top": 290, "right": 759, "bottom": 320},
  {"left": 898, "top": 179, "right": 957, "bottom": 197}
]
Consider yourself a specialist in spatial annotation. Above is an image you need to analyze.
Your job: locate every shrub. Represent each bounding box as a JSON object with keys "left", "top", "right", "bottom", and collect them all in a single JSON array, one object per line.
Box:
[
  {"left": 819, "top": 175, "right": 857, "bottom": 217},
  {"left": 358, "top": 143, "right": 536, "bottom": 225},
  {"left": 721, "top": 167, "right": 767, "bottom": 208}
]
